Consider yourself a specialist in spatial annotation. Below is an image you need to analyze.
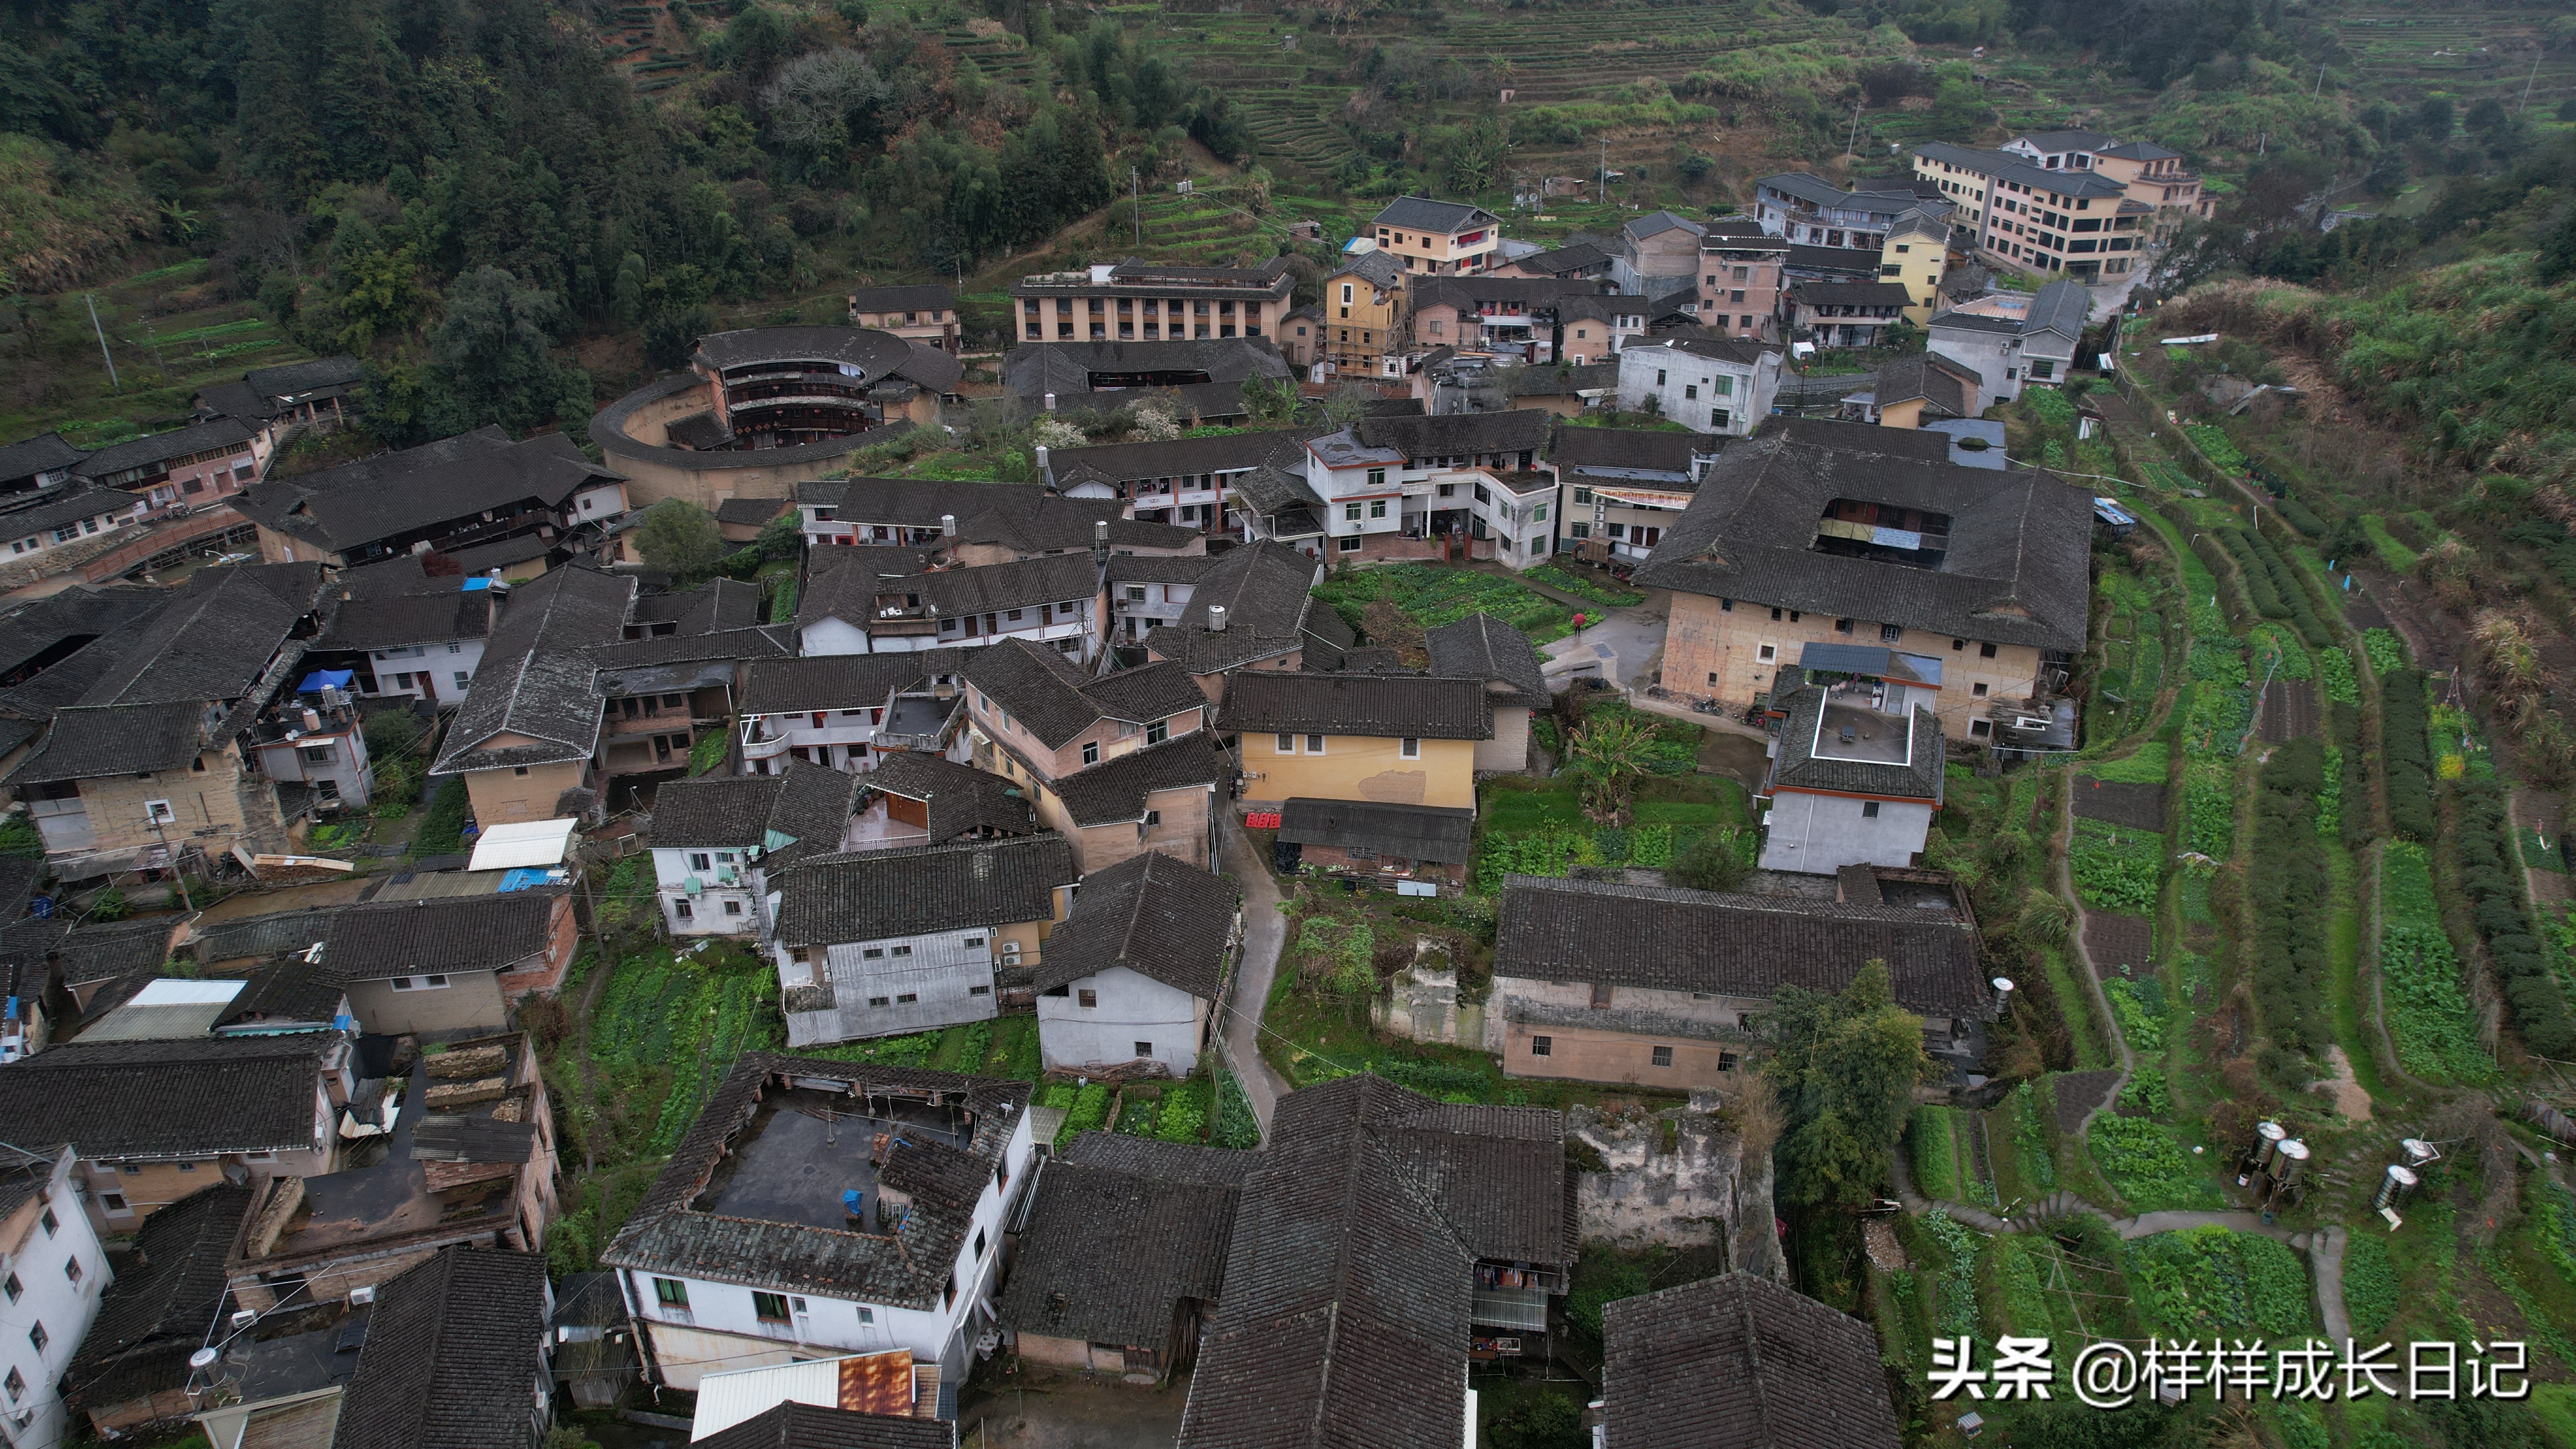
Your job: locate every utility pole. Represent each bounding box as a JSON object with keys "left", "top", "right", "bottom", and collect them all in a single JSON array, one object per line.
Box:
[
  {"left": 1845, "top": 98, "right": 1864, "bottom": 161},
  {"left": 140, "top": 315, "right": 168, "bottom": 377},
  {"left": 84, "top": 293, "right": 119, "bottom": 393},
  {"left": 2521, "top": 49, "right": 2542, "bottom": 112},
  {"left": 2313, "top": 64, "right": 2326, "bottom": 99},
  {"left": 1132, "top": 167, "right": 1143, "bottom": 248}
]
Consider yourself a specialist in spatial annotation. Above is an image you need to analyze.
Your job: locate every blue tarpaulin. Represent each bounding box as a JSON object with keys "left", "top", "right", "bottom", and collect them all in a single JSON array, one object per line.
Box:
[
  {"left": 297, "top": 669, "right": 355, "bottom": 693},
  {"left": 498, "top": 868, "right": 568, "bottom": 893}
]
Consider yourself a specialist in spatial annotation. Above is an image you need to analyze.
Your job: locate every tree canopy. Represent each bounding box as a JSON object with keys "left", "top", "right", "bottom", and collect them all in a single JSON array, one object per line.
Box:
[{"left": 1761, "top": 960, "right": 1937, "bottom": 1209}]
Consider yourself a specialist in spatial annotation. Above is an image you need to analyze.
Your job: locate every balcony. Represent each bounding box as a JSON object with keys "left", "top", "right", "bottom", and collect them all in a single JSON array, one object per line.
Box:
[
  {"left": 1471, "top": 1284, "right": 1550, "bottom": 1331},
  {"left": 741, "top": 725, "right": 790, "bottom": 761}
]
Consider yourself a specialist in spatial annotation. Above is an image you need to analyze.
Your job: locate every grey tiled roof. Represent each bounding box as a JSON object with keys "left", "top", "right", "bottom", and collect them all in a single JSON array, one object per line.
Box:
[
  {"left": 80, "top": 562, "right": 325, "bottom": 709},
  {"left": 1178, "top": 1075, "right": 1566, "bottom": 1448},
  {"left": 1277, "top": 799, "right": 1475, "bottom": 865},
  {"left": 1333, "top": 250, "right": 1405, "bottom": 290},
  {"left": 588, "top": 622, "right": 790, "bottom": 671},
  {"left": 716, "top": 496, "right": 793, "bottom": 527},
  {"left": 997, "top": 1159, "right": 1237, "bottom": 1349},
  {"left": 233, "top": 429, "right": 619, "bottom": 555},
  {"left": 965, "top": 641, "right": 1204, "bottom": 750},
  {"left": 1002, "top": 339, "right": 1292, "bottom": 400},
  {"left": 66, "top": 1182, "right": 255, "bottom": 1410},
  {"left": 1912, "top": 143, "right": 2127, "bottom": 199},
  {"left": 1425, "top": 614, "right": 1546, "bottom": 708},
  {"left": 0, "top": 431, "right": 87, "bottom": 480},
  {"left": 0, "top": 486, "right": 135, "bottom": 536},
  {"left": 1047, "top": 734, "right": 1229, "bottom": 828},
  {"left": 1870, "top": 354, "right": 1977, "bottom": 419},
  {"left": 330, "top": 1247, "right": 549, "bottom": 1449},
  {"left": 1030, "top": 850, "right": 1236, "bottom": 998},
  {"left": 320, "top": 892, "right": 563, "bottom": 982},
  {"left": 0, "top": 1034, "right": 336, "bottom": 1158},
  {"left": 741, "top": 650, "right": 969, "bottom": 715},
  {"left": 845, "top": 283, "right": 959, "bottom": 315},
  {"left": 773, "top": 835, "right": 1076, "bottom": 945},
  {"left": 2024, "top": 277, "right": 2092, "bottom": 342},
  {"left": 1059, "top": 1132, "right": 1255, "bottom": 1187},
  {"left": 864, "top": 752, "right": 1036, "bottom": 842},
  {"left": 604, "top": 1056, "right": 1028, "bottom": 1308},
  {"left": 1602, "top": 1272, "right": 1901, "bottom": 1449},
  {"left": 1546, "top": 426, "right": 1702, "bottom": 476},
  {"left": 913, "top": 552, "right": 1100, "bottom": 618},
  {"left": 630, "top": 578, "right": 763, "bottom": 633},
  {"left": 243, "top": 355, "right": 363, "bottom": 399},
  {"left": 194, "top": 906, "right": 346, "bottom": 966},
  {"left": 0, "top": 585, "right": 160, "bottom": 682},
  {"left": 1632, "top": 419, "right": 2091, "bottom": 651},
  {"left": 1764, "top": 686, "right": 1945, "bottom": 802},
  {"left": 1104, "top": 553, "right": 1221, "bottom": 587},
  {"left": 1353, "top": 407, "right": 1553, "bottom": 460},
  {"left": 1369, "top": 196, "right": 1500, "bottom": 233},
  {"left": 72, "top": 416, "right": 254, "bottom": 477},
  {"left": 655, "top": 760, "right": 859, "bottom": 862},
  {"left": 314, "top": 591, "right": 492, "bottom": 651},
  {"left": 1793, "top": 281, "right": 1917, "bottom": 309},
  {"left": 694, "top": 326, "right": 964, "bottom": 394},
  {"left": 1225, "top": 466, "right": 1322, "bottom": 518},
  {"left": 9, "top": 699, "right": 205, "bottom": 783},
  {"left": 1625, "top": 210, "right": 1707, "bottom": 242},
  {"left": 1494, "top": 874, "right": 1989, "bottom": 1016},
  {"left": 1140, "top": 539, "right": 1325, "bottom": 675},
  {"left": 431, "top": 565, "right": 634, "bottom": 775},
  {"left": 694, "top": 1404, "right": 954, "bottom": 1449},
  {"left": 18, "top": 916, "right": 179, "bottom": 985},
  {"left": 1049, "top": 429, "right": 1314, "bottom": 484},
  {"left": 1216, "top": 671, "right": 1492, "bottom": 741}
]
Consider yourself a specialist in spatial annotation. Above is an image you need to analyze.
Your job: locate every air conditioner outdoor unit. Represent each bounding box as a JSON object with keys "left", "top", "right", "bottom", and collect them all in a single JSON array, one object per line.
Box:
[{"left": 347, "top": 1285, "right": 376, "bottom": 1306}]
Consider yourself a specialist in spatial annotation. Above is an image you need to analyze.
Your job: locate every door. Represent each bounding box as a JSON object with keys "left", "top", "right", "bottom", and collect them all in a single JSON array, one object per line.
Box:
[{"left": 790, "top": 1296, "right": 815, "bottom": 1341}]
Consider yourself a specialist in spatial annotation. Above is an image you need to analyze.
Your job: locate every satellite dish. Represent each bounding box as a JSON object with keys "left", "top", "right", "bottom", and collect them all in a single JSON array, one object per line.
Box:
[
  {"left": 189, "top": 1348, "right": 219, "bottom": 1370},
  {"left": 1991, "top": 977, "right": 2016, "bottom": 995}
]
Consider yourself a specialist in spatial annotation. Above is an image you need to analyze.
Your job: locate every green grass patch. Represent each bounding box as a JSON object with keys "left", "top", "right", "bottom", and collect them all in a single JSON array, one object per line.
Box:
[
  {"left": 2088, "top": 1117, "right": 2221, "bottom": 1212},
  {"left": 2125, "top": 1226, "right": 2314, "bottom": 1338},
  {"left": 1910, "top": 1105, "right": 1963, "bottom": 1201},
  {"left": 2069, "top": 817, "right": 2163, "bottom": 914},
  {"left": 2085, "top": 741, "right": 2170, "bottom": 785},
  {"left": 1526, "top": 562, "right": 1645, "bottom": 609},
  {"left": 2379, "top": 842, "right": 2495, "bottom": 1083},
  {"left": 1313, "top": 563, "right": 1576, "bottom": 643}
]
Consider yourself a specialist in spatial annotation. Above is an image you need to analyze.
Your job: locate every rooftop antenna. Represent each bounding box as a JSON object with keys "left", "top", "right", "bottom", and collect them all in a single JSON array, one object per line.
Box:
[{"left": 85, "top": 294, "right": 120, "bottom": 394}]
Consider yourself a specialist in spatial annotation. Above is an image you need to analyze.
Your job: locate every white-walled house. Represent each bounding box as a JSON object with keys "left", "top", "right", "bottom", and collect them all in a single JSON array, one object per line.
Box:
[
  {"left": 769, "top": 835, "right": 1078, "bottom": 1046},
  {"left": 736, "top": 651, "right": 974, "bottom": 777},
  {"left": 1756, "top": 663, "right": 1945, "bottom": 876},
  {"left": 1033, "top": 851, "right": 1240, "bottom": 1076},
  {"left": 0, "top": 1146, "right": 110, "bottom": 1449},
  {"left": 649, "top": 763, "right": 859, "bottom": 937},
  {"left": 1299, "top": 409, "right": 1559, "bottom": 569},
  {"left": 1614, "top": 336, "right": 1784, "bottom": 437},
  {"left": 603, "top": 1059, "right": 1038, "bottom": 1391}
]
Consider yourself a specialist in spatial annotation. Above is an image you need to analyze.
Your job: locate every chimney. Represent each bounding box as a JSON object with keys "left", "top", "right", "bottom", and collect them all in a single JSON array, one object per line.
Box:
[
  {"left": 1044, "top": 392, "right": 1057, "bottom": 412},
  {"left": 1208, "top": 605, "right": 1228, "bottom": 634}
]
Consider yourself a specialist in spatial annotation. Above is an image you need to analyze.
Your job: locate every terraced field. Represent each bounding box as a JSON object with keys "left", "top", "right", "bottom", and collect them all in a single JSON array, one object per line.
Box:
[{"left": 2321, "top": 2, "right": 2576, "bottom": 110}]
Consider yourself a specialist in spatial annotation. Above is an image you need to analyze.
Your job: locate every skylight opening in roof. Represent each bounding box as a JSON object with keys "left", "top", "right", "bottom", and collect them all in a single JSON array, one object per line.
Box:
[{"left": 1812, "top": 498, "right": 1951, "bottom": 570}]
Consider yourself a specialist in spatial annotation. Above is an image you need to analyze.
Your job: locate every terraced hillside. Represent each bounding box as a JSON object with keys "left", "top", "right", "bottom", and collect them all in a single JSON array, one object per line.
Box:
[{"left": 2321, "top": 2, "right": 2576, "bottom": 112}]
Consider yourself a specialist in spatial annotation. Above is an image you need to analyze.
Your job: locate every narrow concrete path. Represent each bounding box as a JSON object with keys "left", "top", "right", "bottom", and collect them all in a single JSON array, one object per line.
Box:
[{"left": 1217, "top": 820, "right": 1292, "bottom": 1138}]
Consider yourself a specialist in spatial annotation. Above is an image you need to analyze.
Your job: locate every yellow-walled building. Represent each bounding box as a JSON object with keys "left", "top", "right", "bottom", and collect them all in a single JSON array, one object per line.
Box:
[{"left": 1878, "top": 211, "right": 1950, "bottom": 326}]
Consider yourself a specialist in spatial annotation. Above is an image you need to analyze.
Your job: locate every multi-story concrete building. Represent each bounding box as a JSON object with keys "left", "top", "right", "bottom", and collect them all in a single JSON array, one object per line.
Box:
[
  {"left": 1614, "top": 210, "right": 1707, "bottom": 298},
  {"left": 1878, "top": 209, "right": 1951, "bottom": 324},
  {"left": 72, "top": 416, "right": 267, "bottom": 515},
  {"left": 1755, "top": 663, "right": 1946, "bottom": 874},
  {"left": 236, "top": 426, "right": 628, "bottom": 573},
  {"left": 1696, "top": 219, "right": 1790, "bottom": 342},
  {"left": 1633, "top": 419, "right": 2092, "bottom": 745},
  {"left": 0, "top": 1145, "right": 109, "bottom": 1449},
  {"left": 0, "top": 489, "right": 142, "bottom": 566},
  {"left": 769, "top": 836, "right": 1078, "bottom": 1046},
  {"left": 1545, "top": 426, "right": 1713, "bottom": 568},
  {"left": 1299, "top": 410, "right": 1557, "bottom": 567},
  {"left": 1318, "top": 250, "right": 1407, "bottom": 379},
  {"left": 650, "top": 763, "right": 861, "bottom": 937},
  {"left": 2085, "top": 140, "right": 2209, "bottom": 245},
  {"left": 1009, "top": 259, "right": 1295, "bottom": 344},
  {"left": 1044, "top": 430, "right": 1317, "bottom": 535},
  {"left": 735, "top": 650, "right": 974, "bottom": 776},
  {"left": 1785, "top": 280, "right": 1917, "bottom": 349},
  {"left": 1405, "top": 275, "right": 1624, "bottom": 358},
  {"left": 1926, "top": 277, "right": 2091, "bottom": 404},
  {"left": 1751, "top": 174, "right": 1946, "bottom": 253},
  {"left": 962, "top": 641, "right": 1224, "bottom": 873},
  {"left": 1612, "top": 337, "right": 1784, "bottom": 438},
  {"left": 1367, "top": 196, "right": 1504, "bottom": 276},
  {"left": 604, "top": 1057, "right": 1040, "bottom": 1390},
  {"left": 1911, "top": 142, "right": 2151, "bottom": 282},
  {"left": 846, "top": 284, "right": 962, "bottom": 354}
]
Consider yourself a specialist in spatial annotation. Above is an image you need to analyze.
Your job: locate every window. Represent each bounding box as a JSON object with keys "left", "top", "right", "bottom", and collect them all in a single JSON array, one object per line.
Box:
[
  {"left": 1970, "top": 719, "right": 1993, "bottom": 739},
  {"left": 1146, "top": 719, "right": 1168, "bottom": 745},
  {"left": 689, "top": 852, "right": 712, "bottom": 872},
  {"left": 969, "top": 984, "right": 991, "bottom": 997},
  {"left": 454, "top": 671, "right": 470, "bottom": 690},
  {"left": 754, "top": 1291, "right": 792, "bottom": 1323},
  {"left": 1344, "top": 503, "right": 1363, "bottom": 522},
  {"left": 1531, "top": 1035, "right": 1553, "bottom": 1057},
  {"left": 1652, "top": 1046, "right": 1674, "bottom": 1068},
  {"left": 1655, "top": 369, "right": 1667, "bottom": 386},
  {"left": 1368, "top": 499, "right": 1388, "bottom": 521},
  {"left": 1770, "top": 607, "right": 1784, "bottom": 621},
  {"left": 1135, "top": 1040, "right": 1156, "bottom": 1058},
  {"left": 945, "top": 1273, "right": 959, "bottom": 1310},
  {"left": 1144, "top": 809, "right": 1162, "bottom": 826},
  {"left": 63, "top": 1257, "right": 80, "bottom": 1285},
  {"left": 1952, "top": 638, "right": 1967, "bottom": 652},
  {"left": 891, "top": 945, "right": 912, "bottom": 957},
  {"left": 1400, "top": 737, "right": 1420, "bottom": 758},
  {"left": 1126, "top": 586, "right": 1147, "bottom": 602},
  {"left": 976, "top": 1228, "right": 989, "bottom": 1259},
  {"left": 1835, "top": 618, "right": 1854, "bottom": 635},
  {"left": 1276, "top": 733, "right": 1296, "bottom": 754},
  {"left": 2, "top": 1273, "right": 17, "bottom": 1303},
  {"left": 1719, "top": 1051, "right": 1740, "bottom": 1072},
  {"left": 1755, "top": 644, "right": 1777, "bottom": 664},
  {"left": 31, "top": 1322, "right": 49, "bottom": 1354},
  {"left": 894, "top": 992, "right": 918, "bottom": 1004},
  {"left": 1980, "top": 642, "right": 1999, "bottom": 659},
  {"left": 1338, "top": 536, "right": 1361, "bottom": 554},
  {"left": 1684, "top": 384, "right": 1698, "bottom": 401},
  {"left": 863, "top": 948, "right": 885, "bottom": 959},
  {"left": 722, "top": 900, "right": 743, "bottom": 917},
  {"left": 3, "top": 1367, "right": 19, "bottom": 1403},
  {"left": 654, "top": 1278, "right": 690, "bottom": 1309},
  {"left": 1083, "top": 741, "right": 1100, "bottom": 766},
  {"left": 674, "top": 900, "right": 693, "bottom": 921},
  {"left": 1079, "top": 989, "right": 1098, "bottom": 1008},
  {"left": 1972, "top": 682, "right": 1989, "bottom": 699},
  {"left": 1573, "top": 487, "right": 1592, "bottom": 504},
  {"left": 145, "top": 798, "right": 175, "bottom": 825},
  {"left": 513, "top": 765, "right": 529, "bottom": 777},
  {"left": 99, "top": 1193, "right": 126, "bottom": 1214},
  {"left": 869, "top": 995, "right": 892, "bottom": 1007},
  {"left": 37, "top": 1209, "right": 53, "bottom": 1237},
  {"left": 1306, "top": 734, "right": 1325, "bottom": 754}
]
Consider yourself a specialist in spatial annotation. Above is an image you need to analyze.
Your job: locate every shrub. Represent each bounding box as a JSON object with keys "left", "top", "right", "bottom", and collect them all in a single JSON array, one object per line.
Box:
[
  {"left": 1213, "top": 1071, "right": 1260, "bottom": 1149},
  {"left": 2248, "top": 740, "right": 2332, "bottom": 1055},
  {"left": 2090, "top": 1117, "right": 2217, "bottom": 1211},
  {"left": 2382, "top": 670, "right": 2437, "bottom": 841},
  {"left": 411, "top": 777, "right": 472, "bottom": 857},
  {"left": 2069, "top": 819, "right": 2160, "bottom": 913},
  {"left": 2317, "top": 647, "right": 2359, "bottom": 705},
  {"left": 1056, "top": 1082, "right": 1112, "bottom": 1146},
  {"left": 1665, "top": 827, "right": 1753, "bottom": 894},
  {"left": 2446, "top": 779, "right": 2576, "bottom": 1057},
  {"left": 2362, "top": 628, "right": 2406, "bottom": 676}
]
